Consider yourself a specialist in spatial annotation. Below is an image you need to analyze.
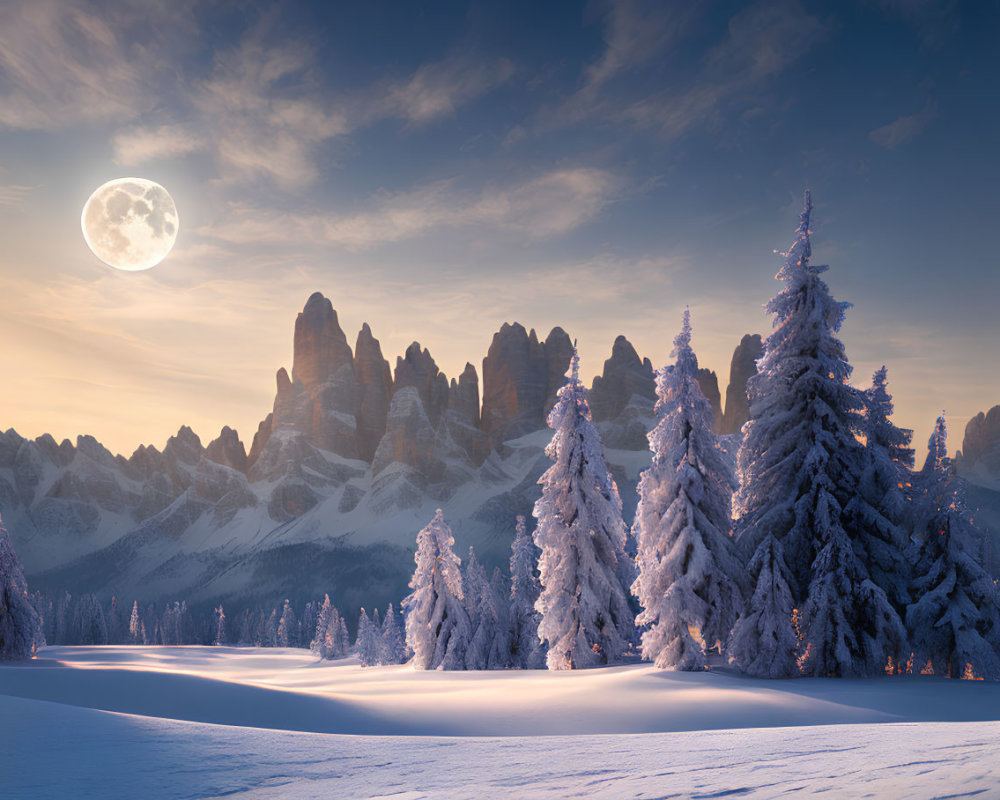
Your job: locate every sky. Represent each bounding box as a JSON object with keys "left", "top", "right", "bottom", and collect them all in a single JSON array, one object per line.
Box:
[{"left": 0, "top": 0, "right": 997, "bottom": 457}]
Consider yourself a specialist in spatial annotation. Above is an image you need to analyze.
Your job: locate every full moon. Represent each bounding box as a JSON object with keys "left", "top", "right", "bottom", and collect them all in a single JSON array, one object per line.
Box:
[{"left": 81, "top": 177, "right": 179, "bottom": 271}]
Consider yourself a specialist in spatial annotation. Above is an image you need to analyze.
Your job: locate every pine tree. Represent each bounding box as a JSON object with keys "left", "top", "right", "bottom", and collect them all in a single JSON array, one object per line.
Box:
[
  {"left": 311, "top": 595, "right": 334, "bottom": 658},
  {"left": 214, "top": 605, "right": 226, "bottom": 646},
  {"left": 357, "top": 607, "right": 381, "bottom": 666},
  {"left": 846, "top": 367, "right": 915, "bottom": 625},
  {"left": 73, "top": 594, "right": 108, "bottom": 645},
  {"left": 509, "top": 515, "right": 543, "bottom": 669},
  {"left": 534, "top": 348, "right": 635, "bottom": 669},
  {"left": 337, "top": 616, "right": 350, "bottom": 656},
  {"left": 129, "top": 601, "right": 140, "bottom": 644},
  {"left": 463, "top": 548, "right": 508, "bottom": 670},
  {"left": 0, "top": 513, "right": 41, "bottom": 660},
  {"left": 632, "top": 310, "right": 744, "bottom": 670},
  {"left": 263, "top": 608, "right": 278, "bottom": 647},
  {"left": 727, "top": 534, "right": 799, "bottom": 677},
  {"left": 380, "top": 603, "right": 407, "bottom": 665},
  {"left": 731, "top": 192, "right": 904, "bottom": 678},
  {"left": 489, "top": 566, "right": 513, "bottom": 669},
  {"left": 906, "top": 416, "right": 1000, "bottom": 679},
  {"left": 106, "top": 596, "right": 124, "bottom": 644},
  {"left": 402, "top": 509, "right": 472, "bottom": 670},
  {"left": 277, "top": 599, "right": 297, "bottom": 648}
]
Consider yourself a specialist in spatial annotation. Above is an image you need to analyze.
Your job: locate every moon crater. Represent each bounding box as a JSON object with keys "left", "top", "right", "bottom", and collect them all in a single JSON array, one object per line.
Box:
[{"left": 82, "top": 178, "right": 179, "bottom": 271}]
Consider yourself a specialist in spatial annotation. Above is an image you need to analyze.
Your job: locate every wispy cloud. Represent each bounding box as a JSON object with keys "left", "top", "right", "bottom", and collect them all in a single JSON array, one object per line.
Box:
[
  {"left": 0, "top": 0, "right": 192, "bottom": 130},
  {"left": 199, "top": 167, "right": 621, "bottom": 249},
  {"left": 369, "top": 53, "right": 515, "bottom": 126},
  {"left": 0, "top": 184, "right": 36, "bottom": 205},
  {"left": 112, "top": 124, "right": 205, "bottom": 166},
  {"left": 624, "top": 0, "right": 829, "bottom": 139},
  {"left": 541, "top": 0, "right": 696, "bottom": 127},
  {"left": 869, "top": 100, "right": 937, "bottom": 149}
]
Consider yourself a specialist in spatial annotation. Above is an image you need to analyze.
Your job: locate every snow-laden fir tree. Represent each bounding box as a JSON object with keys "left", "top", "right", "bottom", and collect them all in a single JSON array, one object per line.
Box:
[
  {"left": 357, "top": 608, "right": 380, "bottom": 666},
  {"left": 0, "top": 513, "right": 41, "bottom": 660},
  {"left": 631, "top": 310, "right": 745, "bottom": 670},
  {"left": 263, "top": 608, "right": 278, "bottom": 647},
  {"left": 906, "top": 416, "right": 1000, "bottom": 679},
  {"left": 463, "top": 548, "right": 510, "bottom": 670},
  {"left": 129, "top": 600, "right": 140, "bottom": 644},
  {"left": 106, "top": 597, "right": 124, "bottom": 644},
  {"left": 402, "top": 509, "right": 473, "bottom": 670},
  {"left": 845, "top": 367, "right": 915, "bottom": 626},
  {"left": 214, "top": 605, "right": 226, "bottom": 646},
  {"left": 727, "top": 534, "right": 799, "bottom": 677},
  {"left": 336, "top": 616, "right": 350, "bottom": 656},
  {"left": 508, "top": 515, "right": 544, "bottom": 669},
  {"left": 380, "top": 603, "right": 407, "bottom": 665},
  {"left": 534, "top": 348, "right": 635, "bottom": 669},
  {"left": 73, "top": 594, "right": 108, "bottom": 646},
  {"left": 277, "top": 600, "right": 297, "bottom": 648},
  {"left": 731, "top": 192, "right": 904, "bottom": 678},
  {"left": 311, "top": 595, "right": 334, "bottom": 657}
]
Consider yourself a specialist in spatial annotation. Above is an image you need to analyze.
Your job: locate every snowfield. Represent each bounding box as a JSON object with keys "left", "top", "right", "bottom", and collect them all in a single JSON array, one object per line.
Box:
[{"left": 3, "top": 647, "right": 1000, "bottom": 799}]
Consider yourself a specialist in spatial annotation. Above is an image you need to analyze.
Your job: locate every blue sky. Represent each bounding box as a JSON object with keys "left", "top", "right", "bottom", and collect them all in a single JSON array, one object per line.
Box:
[{"left": 0, "top": 0, "right": 997, "bottom": 455}]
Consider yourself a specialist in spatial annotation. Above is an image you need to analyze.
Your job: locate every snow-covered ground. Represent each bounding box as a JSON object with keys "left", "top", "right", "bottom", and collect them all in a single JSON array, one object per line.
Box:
[{"left": 3, "top": 647, "right": 1000, "bottom": 799}]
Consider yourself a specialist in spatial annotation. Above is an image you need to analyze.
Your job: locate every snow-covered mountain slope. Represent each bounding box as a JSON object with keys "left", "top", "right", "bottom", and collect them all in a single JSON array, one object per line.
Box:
[
  {"left": 8, "top": 292, "right": 726, "bottom": 611},
  {"left": 3, "top": 647, "right": 1000, "bottom": 799}
]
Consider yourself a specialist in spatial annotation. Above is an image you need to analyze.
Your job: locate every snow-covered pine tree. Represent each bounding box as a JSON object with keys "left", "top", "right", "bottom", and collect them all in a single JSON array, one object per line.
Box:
[
  {"left": 845, "top": 367, "right": 915, "bottom": 630},
  {"left": 336, "top": 616, "right": 350, "bottom": 656},
  {"left": 106, "top": 597, "right": 124, "bottom": 644},
  {"left": 311, "top": 595, "right": 333, "bottom": 657},
  {"left": 906, "top": 415, "right": 1000, "bottom": 679},
  {"left": 463, "top": 548, "right": 509, "bottom": 670},
  {"left": 129, "top": 601, "right": 140, "bottom": 644},
  {"left": 263, "top": 608, "right": 278, "bottom": 647},
  {"left": 380, "top": 603, "right": 407, "bottom": 665},
  {"left": 731, "top": 192, "right": 904, "bottom": 678},
  {"left": 534, "top": 347, "right": 635, "bottom": 669},
  {"left": 0, "top": 513, "right": 41, "bottom": 659},
  {"left": 73, "top": 594, "right": 108, "bottom": 646},
  {"left": 632, "top": 310, "right": 744, "bottom": 670},
  {"left": 402, "top": 509, "right": 472, "bottom": 670},
  {"left": 509, "top": 515, "right": 543, "bottom": 669},
  {"left": 727, "top": 534, "right": 799, "bottom": 677},
  {"left": 214, "top": 605, "right": 226, "bottom": 646},
  {"left": 489, "top": 567, "right": 513, "bottom": 669},
  {"left": 277, "top": 600, "right": 297, "bottom": 648},
  {"left": 357, "top": 608, "right": 380, "bottom": 666}
]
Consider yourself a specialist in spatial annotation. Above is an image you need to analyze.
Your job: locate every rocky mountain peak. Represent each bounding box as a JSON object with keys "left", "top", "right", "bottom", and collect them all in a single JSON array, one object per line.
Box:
[
  {"left": 589, "top": 335, "right": 656, "bottom": 422},
  {"left": 163, "top": 425, "right": 203, "bottom": 466},
  {"left": 959, "top": 405, "right": 1000, "bottom": 475},
  {"left": 481, "top": 322, "right": 569, "bottom": 448},
  {"left": 291, "top": 292, "right": 353, "bottom": 389},
  {"left": 394, "top": 342, "right": 449, "bottom": 427},
  {"left": 205, "top": 426, "right": 249, "bottom": 473},
  {"left": 720, "top": 333, "right": 763, "bottom": 435},
  {"left": 695, "top": 369, "right": 723, "bottom": 431},
  {"left": 354, "top": 323, "right": 393, "bottom": 462}
]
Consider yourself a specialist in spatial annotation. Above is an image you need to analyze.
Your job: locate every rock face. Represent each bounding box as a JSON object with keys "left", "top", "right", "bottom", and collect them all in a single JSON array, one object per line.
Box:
[
  {"left": 9, "top": 293, "right": 775, "bottom": 613},
  {"left": 480, "top": 323, "right": 573, "bottom": 449},
  {"left": 353, "top": 323, "right": 393, "bottom": 463},
  {"left": 291, "top": 292, "right": 354, "bottom": 389},
  {"left": 589, "top": 336, "right": 656, "bottom": 422},
  {"left": 959, "top": 406, "right": 1000, "bottom": 475},
  {"left": 695, "top": 368, "right": 723, "bottom": 431},
  {"left": 720, "top": 334, "right": 763, "bottom": 435},
  {"left": 205, "top": 427, "right": 248, "bottom": 473},
  {"left": 393, "top": 343, "right": 449, "bottom": 428}
]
